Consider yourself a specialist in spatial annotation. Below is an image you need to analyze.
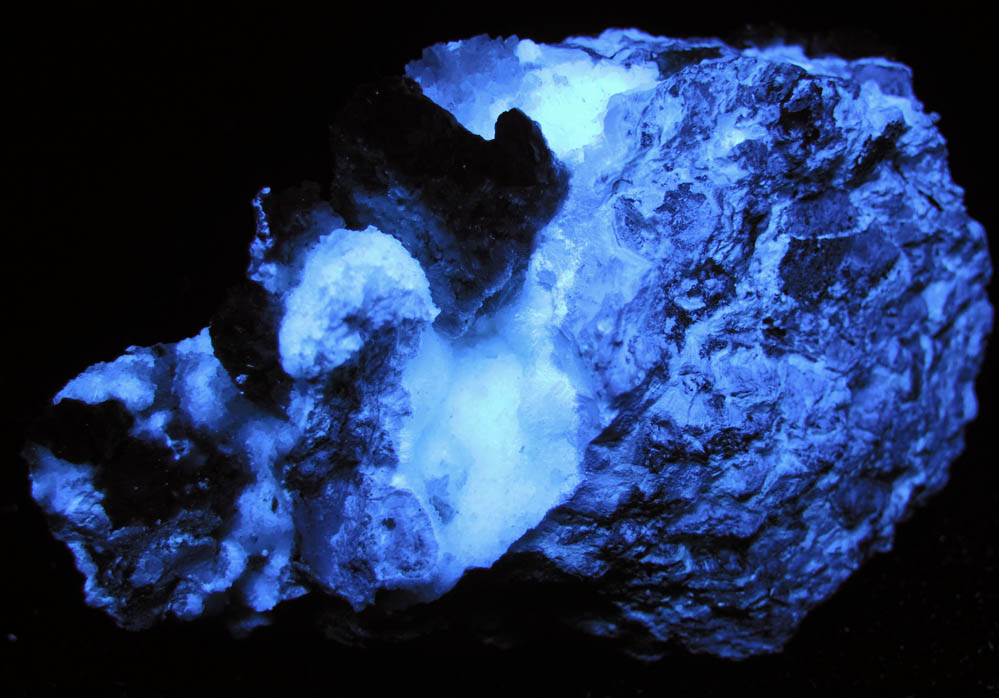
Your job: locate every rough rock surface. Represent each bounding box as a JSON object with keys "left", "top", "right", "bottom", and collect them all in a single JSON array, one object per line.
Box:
[
  {"left": 22, "top": 29, "right": 992, "bottom": 658},
  {"left": 330, "top": 77, "right": 569, "bottom": 337}
]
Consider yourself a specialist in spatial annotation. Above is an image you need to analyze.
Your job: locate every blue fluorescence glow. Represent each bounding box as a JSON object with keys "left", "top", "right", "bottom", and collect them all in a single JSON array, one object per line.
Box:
[{"left": 24, "top": 29, "right": 992, "bottom": 658}]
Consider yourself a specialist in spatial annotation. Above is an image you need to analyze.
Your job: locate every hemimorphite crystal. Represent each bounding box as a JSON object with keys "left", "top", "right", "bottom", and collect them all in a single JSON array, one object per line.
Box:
[{"left": 23, "top": 29, "right": 992, "bottom": 658}]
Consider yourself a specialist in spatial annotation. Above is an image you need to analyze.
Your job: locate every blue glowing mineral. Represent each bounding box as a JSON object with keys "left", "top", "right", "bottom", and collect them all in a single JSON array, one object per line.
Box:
[{"left": 23, "top": 29, "right": 992, "bottom": 659}]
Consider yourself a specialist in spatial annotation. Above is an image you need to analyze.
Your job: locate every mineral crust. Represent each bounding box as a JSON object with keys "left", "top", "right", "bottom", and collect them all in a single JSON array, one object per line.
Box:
[{"left": 23, "top": 29, "right": 992, "bottom": 658}]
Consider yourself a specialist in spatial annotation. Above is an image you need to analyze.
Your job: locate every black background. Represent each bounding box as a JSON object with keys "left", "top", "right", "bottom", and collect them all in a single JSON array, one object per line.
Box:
[{"left": 3, "top": 4, "right": 996, "bottom": 696}]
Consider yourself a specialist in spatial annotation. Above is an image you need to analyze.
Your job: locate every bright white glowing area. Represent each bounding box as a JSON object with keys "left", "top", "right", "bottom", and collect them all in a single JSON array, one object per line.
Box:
[
  {"left": 56, "top": 349, "right": 158, "bottom": 412},
  {"left": 510, "top": 44, "right": 659, "bottom": 158},
  {"left": 384, "top": 252, "right": 583, "bottom": 592},
  {"left": 408, "top": 36, "right": 658, "bottom": 161},
  {"left": 278, "top": 226, "right": 438, "bottom": 380},
  {"left": 174, "top": 329, "right": 238, "bottom": 429},
  {"left": 264, "top": 211, "right": 584, "bottom": 597}
]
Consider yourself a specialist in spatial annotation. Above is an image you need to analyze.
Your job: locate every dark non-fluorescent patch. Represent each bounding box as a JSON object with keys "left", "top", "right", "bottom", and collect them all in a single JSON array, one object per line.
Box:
[
  {"left": 27, "top": 398, "right": 134, "bottom": 467},
  {"left": 653, "top": 47, "right": 723, "bottom": 78},
  {"left": 29, "top": 397, "right": 251, "bottom": 530},
  {"left": 210, "top": 279, "right": 291, "bottom": 411},
  {"left": 849, "top": 121, "right": 905, "bottom": 186},
  {"left": 330, "top": 77, "right": 569, "bottom": 336},
  {"left": 779, "top": 236, "right": 852, "bottom": 303}
]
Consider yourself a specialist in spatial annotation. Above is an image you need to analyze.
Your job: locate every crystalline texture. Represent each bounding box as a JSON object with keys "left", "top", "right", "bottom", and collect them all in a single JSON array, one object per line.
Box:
[{"left": 23, "top": 29, "right": 992, "bottom": 658}]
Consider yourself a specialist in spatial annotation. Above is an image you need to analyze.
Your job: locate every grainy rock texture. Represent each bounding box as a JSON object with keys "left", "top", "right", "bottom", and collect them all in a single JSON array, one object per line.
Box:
[{"left": 23, "top": 29, "right": 992, "bottom": 658}]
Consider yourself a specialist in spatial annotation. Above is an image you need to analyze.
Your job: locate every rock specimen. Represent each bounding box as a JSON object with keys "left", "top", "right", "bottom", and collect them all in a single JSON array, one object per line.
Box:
[{"left": 23, "top": 29, "right": 992, "bottom": 658}]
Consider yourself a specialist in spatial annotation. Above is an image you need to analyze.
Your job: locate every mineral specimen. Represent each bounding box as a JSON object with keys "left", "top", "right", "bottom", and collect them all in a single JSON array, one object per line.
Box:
[{"left": 23, "top": 29, "right": 992, "bottom": 659}]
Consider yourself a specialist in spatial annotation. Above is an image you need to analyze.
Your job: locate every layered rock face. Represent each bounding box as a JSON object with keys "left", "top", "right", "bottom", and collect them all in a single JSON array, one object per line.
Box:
[{"left": 23, "top": 30, "right": 992, "bottom": 658}]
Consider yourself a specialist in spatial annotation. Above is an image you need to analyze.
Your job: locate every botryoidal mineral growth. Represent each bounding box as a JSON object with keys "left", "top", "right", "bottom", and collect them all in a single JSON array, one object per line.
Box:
[{"left": 24, "top": 29, "right": 992, "bottom": 659}]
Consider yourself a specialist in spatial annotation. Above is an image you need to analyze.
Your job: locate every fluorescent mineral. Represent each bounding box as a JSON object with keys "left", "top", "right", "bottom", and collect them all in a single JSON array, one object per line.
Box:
[{"left": 24, "top": 29, "right": 993, "bottom": 658}]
